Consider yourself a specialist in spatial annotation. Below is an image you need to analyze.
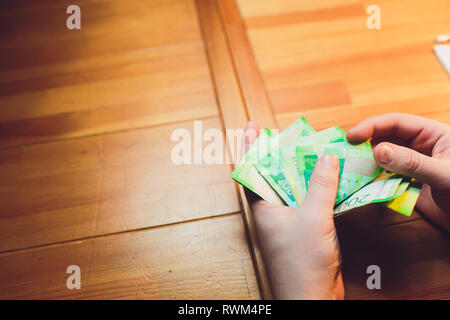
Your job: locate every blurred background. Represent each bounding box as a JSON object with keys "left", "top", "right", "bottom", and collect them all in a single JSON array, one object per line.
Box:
[{"left": 0, "top": 0, "right": 449, "bottom": 299}]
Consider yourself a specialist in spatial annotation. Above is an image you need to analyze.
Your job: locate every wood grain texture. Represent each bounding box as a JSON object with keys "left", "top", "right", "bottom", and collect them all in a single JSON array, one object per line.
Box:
[
  {"left": 3, "top": 0, "right": 448, "bottom": 300},
  {"left": 0, "top": 214, "right": 260, "bottom": 299},
  {"left": 0, "top": 0, "right": 262, "bottom": 300},
  {"left": 0, "top": 0, "right": 202, "bottom": 69},
  {"left": 0, "top": 118, "right": 240, "bottom": 252},
  {"left": 236, "top": 0, "right": 450, "bottom": 299},
  {"left": 217, "top": 0, "right": 277, "bottom": 130},
  {"left": 338, "top": 218, "right": 450, "bottom": 299},
  {"left": 195, "top": 0, "right": 248, "bottom": 163},
  {"left": 238, "top": 0, "right": 450, "bottom": 131},
  {"left": 244, "top": 3, "right": 364, "bottom": 29},
  {"left": 195, "top": 0, "right": 273, "bottom": 299},
  {"left": 238, "top": 0, "right": 361, "bottom": 18},
  {"left": 0, "top": 0, "right": 218, "bottom": 148}
]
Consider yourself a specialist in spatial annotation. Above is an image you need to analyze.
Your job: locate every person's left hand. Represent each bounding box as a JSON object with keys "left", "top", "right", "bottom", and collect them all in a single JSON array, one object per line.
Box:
[{"left": 241, "top": 121, "right": 344, "bottom": 300}]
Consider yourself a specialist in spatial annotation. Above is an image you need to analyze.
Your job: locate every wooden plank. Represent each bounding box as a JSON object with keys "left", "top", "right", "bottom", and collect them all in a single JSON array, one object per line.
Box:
[
  {"left": 195, "top": 0, "right": 273, "bottom": 299},
  {"left": 0, "top": 214, "right": 260, "bottom": 299},
  {"left": 244, "top": 3, "right": 364, "bottom": 29},
  {"left": 0, "top": 0, "right": 202, "bottom": 70},
  {"left": 0, "top": 0, "right": 218, "bottom": 148},
  {"left": 235, "top": 0, "right": 450, "bottom": 299},
  {"left": 216, "top": 0, "right": 277, "bottom": 129},
  {"left": 276, "top": 93, "right": 450, "bottom": 132},
  {"left": 334, "top": 204, "right": 422, "bottom": 234},
  {"left": 338, "top": 218, "right": 450, "bottom": 300},
  {"left": 239, "top": 0, "right": 450, "bottom": 130},
  {"left": 237, "top": 0, "right": 361, "bottom": 18},
  {"left": 269, "top": 81, "right": 352, "bottom": 114},
  {"left": 0, "top": 44, "right": 218, "bottom": 148},
  {"left": 0, "top": 118, "right": 240, "bottom": 252},
  {"left": 195, "top": 0, "right": 247, "bottom": 162},
  {"left": 0, "top": 0, "right": 258, "bottom": 301}
]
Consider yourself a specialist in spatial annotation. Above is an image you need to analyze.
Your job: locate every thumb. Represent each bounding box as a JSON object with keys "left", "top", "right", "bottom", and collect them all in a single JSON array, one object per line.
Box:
[
  {"left": 373, "top": 142, "right": 450, "bottom": 188},
  {"left": 302, "top": 154, "right": 340, "bottom": 213}
]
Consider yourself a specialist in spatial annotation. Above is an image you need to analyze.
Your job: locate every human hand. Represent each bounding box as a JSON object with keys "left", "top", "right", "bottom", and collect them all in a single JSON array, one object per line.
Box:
[
  {"left": 241, "top": 121, "right": 344, "bottom": 300},
  {"left": 347, "top": 113, "right": 450, "bottom": 231}
]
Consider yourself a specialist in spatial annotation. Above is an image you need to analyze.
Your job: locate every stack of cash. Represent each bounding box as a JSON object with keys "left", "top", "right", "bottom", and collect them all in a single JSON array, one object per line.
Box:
[{"left": 231, "top": 117, "right": 421, "bottom": 216}]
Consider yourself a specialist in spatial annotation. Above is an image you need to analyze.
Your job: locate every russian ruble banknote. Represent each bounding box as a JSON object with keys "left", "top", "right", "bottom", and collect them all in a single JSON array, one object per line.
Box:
[
  {"left": 296, "top": 140, "right": 382, "bottom": 205},
  {"left": 231, "top": 128, "right": 285, "bottom": 205},
  {"left": 384, "top": 179, "right": 422, "bottom": 216},
  {"left": 334, "top": 173, "right": 403, "bottom": 215},
  {"left": 279, "top": 126, "right": 346, "bottom": 204},
  {"left": 231, "top": 117, "right": 422, "bottom": 216},
  {"left": 334, "top": 173, "right": 422, "bottom": 216},
  {"left": 253, "top": 117, "right": 316, "bottom": 207}
]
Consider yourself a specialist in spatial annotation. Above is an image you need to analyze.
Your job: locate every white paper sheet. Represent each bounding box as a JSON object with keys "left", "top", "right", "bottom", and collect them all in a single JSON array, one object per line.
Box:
[{"left": 434, "top": 44, "right": 450, "bottom": 76}]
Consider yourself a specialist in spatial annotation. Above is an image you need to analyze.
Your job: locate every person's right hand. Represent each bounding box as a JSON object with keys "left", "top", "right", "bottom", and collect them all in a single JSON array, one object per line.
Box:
[{"left": 346, "top": 113, "right": 450, "bottom": 231}]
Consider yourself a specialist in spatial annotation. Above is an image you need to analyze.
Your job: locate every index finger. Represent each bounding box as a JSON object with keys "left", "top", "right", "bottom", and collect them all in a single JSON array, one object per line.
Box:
[{"left": 346, "top": 113, "right": 445, "bottom": 143}]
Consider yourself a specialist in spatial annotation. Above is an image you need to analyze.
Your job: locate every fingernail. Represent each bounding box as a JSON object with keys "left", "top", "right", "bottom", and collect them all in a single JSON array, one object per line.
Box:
[
  {"left": 377, "top": 145, "right": 393, "bottom": 164},
  {"left": 320, "top": 153, "right": 338, "bottom": 169}
]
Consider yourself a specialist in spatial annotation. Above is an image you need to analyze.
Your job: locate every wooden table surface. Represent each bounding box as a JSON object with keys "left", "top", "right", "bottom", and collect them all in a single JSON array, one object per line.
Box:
[
  {"left": 236, "top": 0, "right": 450, "bottom": 299},
  {"left": 0, "top": 0, "right": 449, "bottom": 299}
]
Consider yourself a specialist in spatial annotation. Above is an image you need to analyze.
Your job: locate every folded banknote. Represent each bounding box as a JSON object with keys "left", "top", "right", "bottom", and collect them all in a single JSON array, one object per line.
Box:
[
  {"left": 231, "top": 117, "right": 421, "bottom": 216},
  {"left": 253, "top": 117, "right": 316, "bottom": 207}
]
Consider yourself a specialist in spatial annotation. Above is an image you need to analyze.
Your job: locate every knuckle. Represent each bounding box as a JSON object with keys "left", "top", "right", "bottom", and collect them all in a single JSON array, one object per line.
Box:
[{"left": 402, "top": 151, "right": 421, "bottom": 173}]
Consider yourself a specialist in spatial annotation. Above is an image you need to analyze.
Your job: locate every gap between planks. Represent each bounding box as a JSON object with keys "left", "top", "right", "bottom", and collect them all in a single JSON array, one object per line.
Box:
[
  {"left": 194, "top": 0, "right": 279, "bottom": 300},
  {"left": 0, "top": 211, "right": 241, "bottom": 256},
  {"left": 0, "top": 115, "right": 218, "bottom": 152}
]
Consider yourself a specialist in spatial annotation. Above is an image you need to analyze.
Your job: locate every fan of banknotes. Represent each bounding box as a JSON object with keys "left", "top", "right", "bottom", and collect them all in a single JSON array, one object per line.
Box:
[{"left": 231, "top": 117, "right": 421, "bottom": 216}]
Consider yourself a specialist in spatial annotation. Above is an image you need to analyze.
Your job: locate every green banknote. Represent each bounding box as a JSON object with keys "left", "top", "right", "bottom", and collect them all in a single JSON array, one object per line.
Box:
[
  {"left": 390, "top": 179, "right": 410, "bottom": 199},
  {"left": 254, "top": 117, "right": 316, "bottom": 207},
  {"left": 296, "top": 140, "right": 382, "bottom": 204},
  {"left": 277, "top": 117, "right": 316, "bottom": 145},
  {"left": 302, "top": 154, "right": 346, "bottom": 192},
  {"left": 232, "top": 116, "right": 421, "bottom": 217},
  {"left": 385, "top": 179, "right": 422, "bottom": 216},
  {"left": 334, "top": 174, "right": 404, "bottom": 215},
  {"left": 231, "top": 128, "right": 284, "bottom": 205},
  {"left": 279, "top": 126, "right": 346, "bottom": 204}
]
